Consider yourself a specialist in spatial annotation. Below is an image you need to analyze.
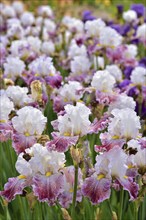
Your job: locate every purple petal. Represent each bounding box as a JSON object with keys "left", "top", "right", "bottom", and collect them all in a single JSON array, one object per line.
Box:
[
  {"left": 95, "top": 91, "right": 117, "bottom": 105},
  {"left": 0, "top": 177, "right": 28, "bottom": 202},
  {"left": 89, "top": 115, "right": 109, "bottom": 134},
  {"left": 82, "top": 10, "right": 96, "bottom": 22},
  {"left": 118, "top": 79, "right": 131, "bottom": 89},
  {"left": 126, "top": 167, "right": 138, "bottom": 178},
  {"left": 32, "top": 174, "right": 64, "bottom": 205},
  {"left": 112, "top": 179, "right": 121, "bottom": 191},
  {"left": 139, "top": 57, "right": 146, "bottom": 68},
  {"left": 62, "top": 166, "right": 83, "bottom": 187},
  {"left": 82, "top": 176, "right": 111, "bottom": 204},
  {"left": 131, "top": 4, "right": 145, "bottom": 17},
  {"left": 46, "top": 133, "right": 78, "bottom": 152},
  {"left": 58, "top": 190, "right": 82, "bottom": 208},
  {"left": 45, "top": 74, "right": 62, "bottom": 88},
  {"left": 52, "top": 96, "right": 65, "bottom": 113},
  {"left": 106, "top": 46, "right": 124, "bottom": 63},
  {"left": 138, "top": 137, "right": 146, "bottom": 149},
  {"left": 12, "top": 133, "right": 36, "bottom": 154},
  {"left": 118, "top": 177, "right": 139, "bottom": 200},
  {"left": 58, "top": 191, "right": 72, "bottom": 208},
  {"left": 58, "top": 166, "right": 83, "bottom": 208},
  {"left": 124, "top": 66, "right": 134, "bottom": 79},
  {"left": 0, "top": 122, "right": 13, "bottom": 142},
  {"left": 116, "top": 5, "right": 124, "bottom": 14},
  {"left": 95, "top": 138, "right": 125, "bottom": 153},
  {"left": 51, "top": 120, "right": 59, "bottom": 130}
]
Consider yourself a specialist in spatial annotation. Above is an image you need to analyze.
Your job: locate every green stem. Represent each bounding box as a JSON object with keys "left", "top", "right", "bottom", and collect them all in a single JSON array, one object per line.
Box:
[
  {"left": 107, "top": 200, "right": 113, "bottom": 219},
  {"left": 119, "top": 190, "right": 124, "bottom": 220},
  {"left": 71, "top": 164, "right": 79, "bottom": 219},
  {"left": 138, "top": 97, "right": 142, "bottom": 118},
  {"left": 142, "top": 197, "right": 146, "bottom": 220},
  {"left": 134, "top": 202, "right": 138, "bottom": 220}
]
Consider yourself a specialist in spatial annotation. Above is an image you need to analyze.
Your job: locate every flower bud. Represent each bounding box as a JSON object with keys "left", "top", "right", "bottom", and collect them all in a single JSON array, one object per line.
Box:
[
  {"left": 4, "top": 78, "right": 14, "bottom": 87},
  {"left": 30, "top": 80, "right": 42, "bottom": 102},
  {"left": 37, "top": 135, "right": 50, "bottom": 146},
  {"left": 26, "top": 192, "right": 37, "bottom": 210},
  {"left": 61, "top": 208, "right": 72, "bottom": 220},
  {"left": 142, "top": 173, "right": 146, "bottom": 185},
  {"left": 70, "top": 146, "right": 81, "bottom": 164},
  {"left": 95, "top": 207, "right": 101, "bottom": 220},
  {"left": 112, "top": 211, "right": 118, "bottom": 220}
]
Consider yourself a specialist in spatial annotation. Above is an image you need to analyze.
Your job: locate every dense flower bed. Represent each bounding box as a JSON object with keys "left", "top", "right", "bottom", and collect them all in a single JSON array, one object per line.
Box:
[{"left": 0, "top": 1, "right": 146, "bottom": 220}]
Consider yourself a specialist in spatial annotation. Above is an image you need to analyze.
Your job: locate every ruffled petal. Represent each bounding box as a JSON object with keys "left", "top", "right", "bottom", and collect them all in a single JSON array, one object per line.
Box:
[
  {"left": 46, "top": 133, "right": 78, "bottom": 152},
  {"left": 52, "top": 96, "right": 65, "bottom": 113},
  {"left": 12, "top": 133, "right": 36, "bottom": 154},
  {"left": 139, "top": 137, "right": 146, "bottom": 149},
  {"left": 95, "top": 91, "right": 116, "bottom": 105},
  {"left": 0, "top": 122, "right": 13, "bottom": 142},
  {"left": 89, "top": 115, "right": 109, "bottom": 134},
  {"left": 126, "top": 167, "right": 138, "bottom": 178},
  {"left": 82, "top": 176, "right": 111, "bottom": 204},
  {"left": 58, "top": 190, "right": 82, "bottom": 208},
  {"left": 118, "top": 177, "right": 139, "bottom": 200},
  {"left": 32, "top": 173, "right": 64, "bottom": 205},
  {"left": 95, "top": 139, "right": 125, "bottom": 153},
  {"left": 58, "top": 191, "right": 72, "bottom": 208},
  {"left": 45, "top": 75, "right": 62, "bottom": 88},
  {"left": 0, "top": 177, "right": 28, "bottom": 202}
]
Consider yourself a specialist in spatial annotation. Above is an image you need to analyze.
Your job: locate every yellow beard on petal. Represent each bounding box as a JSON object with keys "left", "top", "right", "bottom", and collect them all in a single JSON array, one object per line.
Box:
[
  {"left": 97, "top": 173, "right": 105, "bottom": 180},
  {"left": 18, "top": 175, "right": 26, "bottom": 179},
  {"left": 69, "top": 188, "right": 73, "bottom": 193},
  {"left": 24, "top": 132, "right": 30, "bottom": 137},
  {"left": 45, "top": 171, "right": 52, "bottom": 177},
  {"left": 0, "top": 120, "right": 6, "bottom": 123}
]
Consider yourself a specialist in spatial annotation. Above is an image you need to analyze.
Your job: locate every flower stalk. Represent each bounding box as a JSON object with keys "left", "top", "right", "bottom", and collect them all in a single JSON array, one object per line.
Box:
[
  {"left": 71, "top": 163, "right": 79, "bottom": 219},
  {"left": 119, "top": 190, "right": 124, "bottom": 220}
]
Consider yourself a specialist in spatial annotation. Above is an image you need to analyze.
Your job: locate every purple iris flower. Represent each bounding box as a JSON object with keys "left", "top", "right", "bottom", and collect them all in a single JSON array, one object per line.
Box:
[
  {"left": 130, "top": 38, "right": 139, "bottom": 44},
  {"left": 120, "top": 24, "right": 131, "bottom": 36},
  {"left": 128, "top": 86, "right": 139, "bottom": 97},
  {"left": 118, "top": 79, "right": 131, "bottom": 89},
  {"left": 124, "top": 66, "right": 134, "bottom": 79},
  {"left": 110, "top": 24, "right": 122, "bottom": 33},
  {"left": 116, "top": 5, "right": 124, "bottom": 14},
  {"left": 131, "top": 4, "right": 145, "bottom": 17},
  {"left": 139, "top": 57, "right": 146, "bottom": 68},
  {"left": 107, "top": 21, "right": 114, "bottom": 25},
  {"left": 82, "top": 10, "right": 96, "bottom": 22}
]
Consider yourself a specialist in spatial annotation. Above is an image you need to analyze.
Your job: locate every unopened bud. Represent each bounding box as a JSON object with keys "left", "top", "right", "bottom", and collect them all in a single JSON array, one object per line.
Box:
[
  {"left": 95, "top": 207, "right": 101, "bottom": 220},
  {"left": 4, "top": 78, "right": 14, "bottom": 87},
  {"left": 112, "top": 211, "right": 118, "bottom": 220},
  {"left": 26, "top": 192, "right": 37, "bottom": 210},
  {"left": 2, "top": 199, "right": 8, "bottom": 207},
  {"left": 142, "top": 173, "right": 146, "bottom": 185},
  {"left": 61, "top": 208, "right": 72, "bottom": 220},
  {"left": 70, "top": 146, "right": 81, "bottom": 164},
  {"left": 37, "top": 135, "right": 50, "bottom": 146},
  {"left": 30, "top": 80, "right": 42, "bottom": 102}
]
